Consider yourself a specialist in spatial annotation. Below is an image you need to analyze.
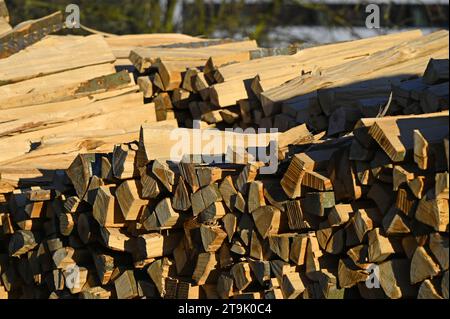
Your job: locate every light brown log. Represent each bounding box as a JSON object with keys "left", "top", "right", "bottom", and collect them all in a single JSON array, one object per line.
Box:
[
  {"left": 281, "top": 273, "right": 305, "bottom": 299},
  {"left": 429, "top": 233, "right": 449, "bottom": 271},
  {"left": 147, "top": 258, "right": 173, "bottom": 297},
  {"left": 285, "top": 200, "right": 306, "bottom": 230},
  {"left": 247, "top": 181, "right": 265, "bottom": 213},
  {"left": 382, "top": 207, "right": 411, "bottom": 235},
  {"left": 219, "top": 175, "right": 244, "bottom": 213},
  {"left": 410, "top": 246, "right": 441, "bottom": 284},
  {"left": 172, "top": 176, "right": 191, "bottom": 211},
  {"left": 116, "top": 180, "right": 148, "bottom": 221},
  {"left": 196, "top": 166, "right": 222, "bottom": 188},
  {"left": 268, "top": 234, "right": 291, "bottom": 262},
  {"left": 415, "top": 191, "right": 449, "bottom": 232},
  {"left": 231, "top": 262, "right": 252, "bottom": 291},
  {"left": 328, "top": 204, "right": 353, "bottom": 227},
  {"left": 136, "top": 232, "right": 181, "bottom": 260},
  {"left": 418, "top": 279, "right": 444, "bottom": 299},
  {"left": 152, "top": 159, "right": 175, "bottom": 193},
  {"left": 137, "top": 76, "right": 153, "bottom": 98},
  {"left": 191, "top": 183, "right": 222, "bottom": 216},
  {"left": 100, "top": 227, "right": 133, "bottom": 253},
  {"left": 289, "top": 234, "right": 308, "bottom": 266},
  {"left": 378, "top": 259, "right": 417, "bottom": 299},
  {"left": 222, "top": 213, "right": 238, "bottom": 242},
  {"left": 192, "top": 253, "right": 217, "bottom": 285},
  {"left": 235, "top": 163, "right": 259, "bottom": 195},
  {"left": 353, "top": 208, "right": 382, "bottom": 243},
  {"left": 112, "top": 143, "right": 138, "bottom": 180},
  {"left": 155, "top": 198, "right": 181, "bottom": 228},
  {"left": 115, "top": 270, "right": 138, "bottom": 299},
  {"left": 93, "top": 186, "right": 125, "bottom": 227},
  {"left": 66, "top": 154, "right": 98, "bottom": 199},
  {"left": 338, "top": 259, "right": 369, "bottom": 289},
  {"left": 200, "top": 225, "right": 227, "bottom": 252},
  {"left": 368, "top": 228, "right": 395, "bottom": 263},
  {"left": 252, "top": 205, "right": 281, "bottom": 239}
]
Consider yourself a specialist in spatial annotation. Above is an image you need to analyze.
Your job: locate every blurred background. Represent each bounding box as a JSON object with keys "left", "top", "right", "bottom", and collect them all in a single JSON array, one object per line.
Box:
[{"left": 6, "top": 0, "right": 450, "bottom": 46}]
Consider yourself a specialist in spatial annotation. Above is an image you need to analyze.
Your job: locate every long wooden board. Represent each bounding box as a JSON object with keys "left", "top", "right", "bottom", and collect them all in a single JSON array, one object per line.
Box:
[
  {"left": 0, "top": 12, "right": 63, "bottom": 59},
  {"left": 0, "top": 34, "right": 116, "bottom": 85}
]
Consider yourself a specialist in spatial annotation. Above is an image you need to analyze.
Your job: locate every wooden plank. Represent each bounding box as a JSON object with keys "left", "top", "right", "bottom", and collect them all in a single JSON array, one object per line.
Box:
[
  {"left": 0, "top": 63, "right": 120, "bottom": 110},
  {"left": 0, "top": 12, "right": 63, "bottom": 59},
  {"left": 0, "top": 35, "right": 115, "bottom": 85},
  {"left": 137, "top": 125, "right": 277, "bottom": 165},
  {"left": 260, "top": 30, "right": 447, "bottom": 118},
  {"left": 130, "top": 40, "right": 257, "bottom": 73},
  {"left": 106, "top": 33, "right": 206, "bottom": 59}
]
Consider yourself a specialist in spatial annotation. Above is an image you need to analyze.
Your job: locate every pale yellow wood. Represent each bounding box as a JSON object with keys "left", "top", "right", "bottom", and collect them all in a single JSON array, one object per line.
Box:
[
  {"left": 0, "top": 105, "right": 156, "bottom": 166},
  {"left": 105, "top": 33, "right": 206, "bottom": 58},
  {"left": 0, "top": 35, "right": 116, "bottom": 85},
  {"left": 130, "top": 40, "right": 257, "bottom": 73},
  {"left": 0, "top": 63, "right": 119, "bottom": 109},
  {"left": 260, "top": 31, "right": 448, "bottom": 117},
  {"left": 0, "top": 16, "right": 11, "bottom": 35}
]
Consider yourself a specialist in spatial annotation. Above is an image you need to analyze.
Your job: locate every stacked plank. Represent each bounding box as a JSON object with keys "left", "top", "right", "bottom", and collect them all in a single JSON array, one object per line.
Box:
[
  {"left": 105, "top": 33, "right": 209, "bottom": 63},
  {"left": 0, "top": 11, "right": 198, "bottom": 193},
  {"left": 391, "top": 58, "right": 449, "bottom": 115},
  {"left": 0, "top": 30, "right": 177, "bottom": 190},
  {"left": 130, "top": 38, "right": 263, "bottom": 125},
  {"left": 130, "top": 30, "right": 448, "bottom": 135},
  {"left": 259, "top": 31, "right": 449, "bottom": 134}
]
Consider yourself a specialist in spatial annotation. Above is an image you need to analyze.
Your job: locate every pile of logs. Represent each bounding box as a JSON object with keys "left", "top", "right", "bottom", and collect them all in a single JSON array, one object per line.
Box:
[
  {"left": 0, "top": 123, "right": 311, "bottom": 299},
  {"left": 0, "top": 10, "right": 208, "bottom": 190},
  {"left": 0, "top": 107, "right": 448, "bottom": 299},
  {"left": 280, "top": 110, "right": 448, "bottom": 299},
  {"left": 131, "top": 30, "right": 448, "bottom": 134},
  {"left": 0, "top": 6, "right": 448, "bottom": 299}
]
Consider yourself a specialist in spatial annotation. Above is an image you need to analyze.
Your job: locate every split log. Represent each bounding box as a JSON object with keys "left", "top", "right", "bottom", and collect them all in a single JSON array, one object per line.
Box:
[
  {"left": 281, "top": 273, "right": 305, "bottom": 299},
  {"left": 252, "top": 205, "right": 281, "bottom": 239},
  {"left": 231, "top": 262, "right": 252, "bottom": 291},
  {"left": 200, "top": 225, "right": 227, "bottom": 252},
  {"left": 116, "top": 180, "right": 148, "bottom": 221},
  {"left": 410, "top": 246, "right": 441, "bottom": 284},
  {"left": 93, "top": 186, "right": 126, "bottom": 227},
  {"left": 114, "top": 270, "right": 138, "bottom": 299}
]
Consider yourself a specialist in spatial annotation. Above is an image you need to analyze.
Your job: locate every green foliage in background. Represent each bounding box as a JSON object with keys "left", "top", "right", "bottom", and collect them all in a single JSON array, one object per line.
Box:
[
  {"left": 5, "top": 0, "right": 356, "bottom": 43},
  {"left": 5, "top": 0, "right": 449, "bottom": 45}
]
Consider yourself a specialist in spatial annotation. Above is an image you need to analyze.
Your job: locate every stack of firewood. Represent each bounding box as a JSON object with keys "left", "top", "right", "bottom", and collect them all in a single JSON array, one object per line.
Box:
[
  {"left": 129, "top": 38, "right": 298, "bottom": 127},
  {"left": 280, "top": 109, "right": 448, "bottom": 299},
  {"left": 0, "top": 123, "right": 313, "bottom": 299},
  {"left": 0, "top": 4, "right": 448, "bottom": 300},
  {"left": 131, "top": 30, "right": 448, "bottom": 135},
  {"left": 0, "top": 107, "right": 447, "bottom": 299}
]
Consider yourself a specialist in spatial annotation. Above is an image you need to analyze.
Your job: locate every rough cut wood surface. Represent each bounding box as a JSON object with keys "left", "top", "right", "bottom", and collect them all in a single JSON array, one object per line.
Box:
[{"left": 0, "top": 8, "right": 448, "bottom": 300}]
